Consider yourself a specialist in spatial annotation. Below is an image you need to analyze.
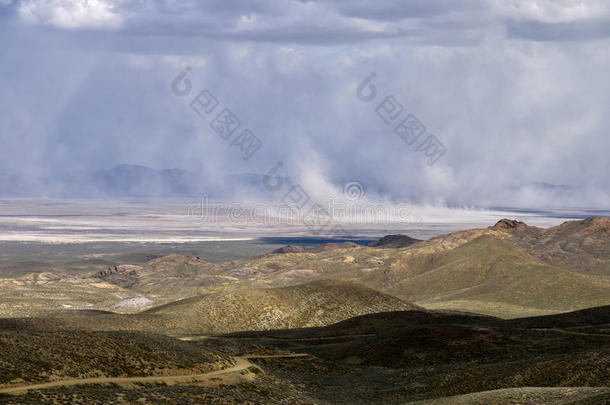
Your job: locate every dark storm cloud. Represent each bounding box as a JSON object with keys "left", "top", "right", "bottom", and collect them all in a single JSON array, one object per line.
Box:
[
  {"left": 9, "top": 0, "right": 493, "bottom": 46},
  {"left": 329, "top": 0, "right": 485, "bottom": 21},
  {"left": 508, "top": 18, "right": 610, "bottom": 42}
]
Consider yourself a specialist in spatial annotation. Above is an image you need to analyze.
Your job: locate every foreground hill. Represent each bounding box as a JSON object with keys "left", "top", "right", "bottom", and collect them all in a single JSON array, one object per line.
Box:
[
  {"left": 0, "top": 330, "right": 230, "bottom": 389},
  {"left": 218, "top": 306, "right": 610, "bottom": 404},
  {"left": 136, "top": 279, "right": 418, "bottom": 334},
  {"left": 0, "top": 306, "right": 608, "bottom": 404},
  {"left": 5, "top": 280, "right": 417, "bottom": 335},
  {"left": 406, "top": 387, "right": 610, "bottom": 405}
]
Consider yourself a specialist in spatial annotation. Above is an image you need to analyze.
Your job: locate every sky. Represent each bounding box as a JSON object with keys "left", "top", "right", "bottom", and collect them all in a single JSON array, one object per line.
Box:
[{"left": 0, "top": 0, "right": 609, "bottom": 209}]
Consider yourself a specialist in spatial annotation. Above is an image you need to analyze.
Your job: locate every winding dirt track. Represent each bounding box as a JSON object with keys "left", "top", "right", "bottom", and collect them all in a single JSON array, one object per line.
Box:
[{"left": 0, "top": 353, "right": 309, "bottom": 395}]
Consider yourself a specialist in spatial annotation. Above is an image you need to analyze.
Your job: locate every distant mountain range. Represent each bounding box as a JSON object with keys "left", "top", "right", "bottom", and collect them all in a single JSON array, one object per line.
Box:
[
  {"left": 50, "top": 164, "right": 283, "bottom": 197},
  {"left": 53, "top": 164, "right": 199, "bottom": 197},
  {"left": 90, "top": 165, "right": 197, "bottom": 196},
  {"left": 0, "top": 164, "right": 585, "bottom": 203}
]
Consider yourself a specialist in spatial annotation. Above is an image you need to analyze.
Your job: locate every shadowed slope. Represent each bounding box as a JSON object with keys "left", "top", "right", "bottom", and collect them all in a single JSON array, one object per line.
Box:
[
  {"left": 216, "top": 305, "right": 610, "bottom": 404},
  {"left": 0, "top": 330, "right": 230, "bottom": 388}
]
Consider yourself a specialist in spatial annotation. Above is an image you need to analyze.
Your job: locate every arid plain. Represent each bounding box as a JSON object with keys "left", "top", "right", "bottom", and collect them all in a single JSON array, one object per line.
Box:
[{"left": 0, "top": 200, "right": 608, "bottom": 404}]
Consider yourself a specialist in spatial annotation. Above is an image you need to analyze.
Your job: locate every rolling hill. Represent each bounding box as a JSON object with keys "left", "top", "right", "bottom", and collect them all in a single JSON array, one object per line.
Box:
[
  {"left": 380, "top": 234, "right": 610, "bottom": 317},
  {"left": 215, "top": 306, "right": 610, "bottom": 404},
  {"left": 1, "top": 218, "right": 607, "bottom": 321},
  {"left": 509, "top": 216, "right": 610, "bottom": 275},
  {"left": 135, "top": 279, "right": 418, "bottom": 334},
  {"left": 0, "top": 330, "right": 231, "bottom": 388},
  {"left": 2, "top": 280, "right": 417, "bottom": 335}
]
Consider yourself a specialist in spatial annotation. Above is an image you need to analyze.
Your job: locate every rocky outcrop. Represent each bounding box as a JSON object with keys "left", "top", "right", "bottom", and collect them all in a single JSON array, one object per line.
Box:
[{"left": 368, "top": 234, "right": 420, "bottom": 248}]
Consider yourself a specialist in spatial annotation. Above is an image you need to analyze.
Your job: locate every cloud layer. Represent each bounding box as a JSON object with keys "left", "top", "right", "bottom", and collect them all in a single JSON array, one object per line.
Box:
[{"left": 0, "top": 0, "right": 608, "bottom": 209}]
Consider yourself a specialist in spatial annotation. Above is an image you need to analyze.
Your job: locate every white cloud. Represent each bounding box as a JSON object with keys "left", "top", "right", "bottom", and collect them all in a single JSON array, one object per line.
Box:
[
  {"left": 494, "top": 0, "right": 610, "bottom": 23},
  {"left": 18, "top": 0, "right": 124, "bottom": 29}
]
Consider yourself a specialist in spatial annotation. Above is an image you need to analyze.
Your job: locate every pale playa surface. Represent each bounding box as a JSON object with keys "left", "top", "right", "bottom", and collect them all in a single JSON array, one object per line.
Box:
[{"left": 0, "top": 199, "right": 595, "bottom": 243}]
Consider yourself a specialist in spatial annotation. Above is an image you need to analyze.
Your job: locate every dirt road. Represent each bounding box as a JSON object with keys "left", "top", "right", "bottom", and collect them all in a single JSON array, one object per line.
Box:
[{"left": 0, "top": 353, "right": 309, "bottom": 395}]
